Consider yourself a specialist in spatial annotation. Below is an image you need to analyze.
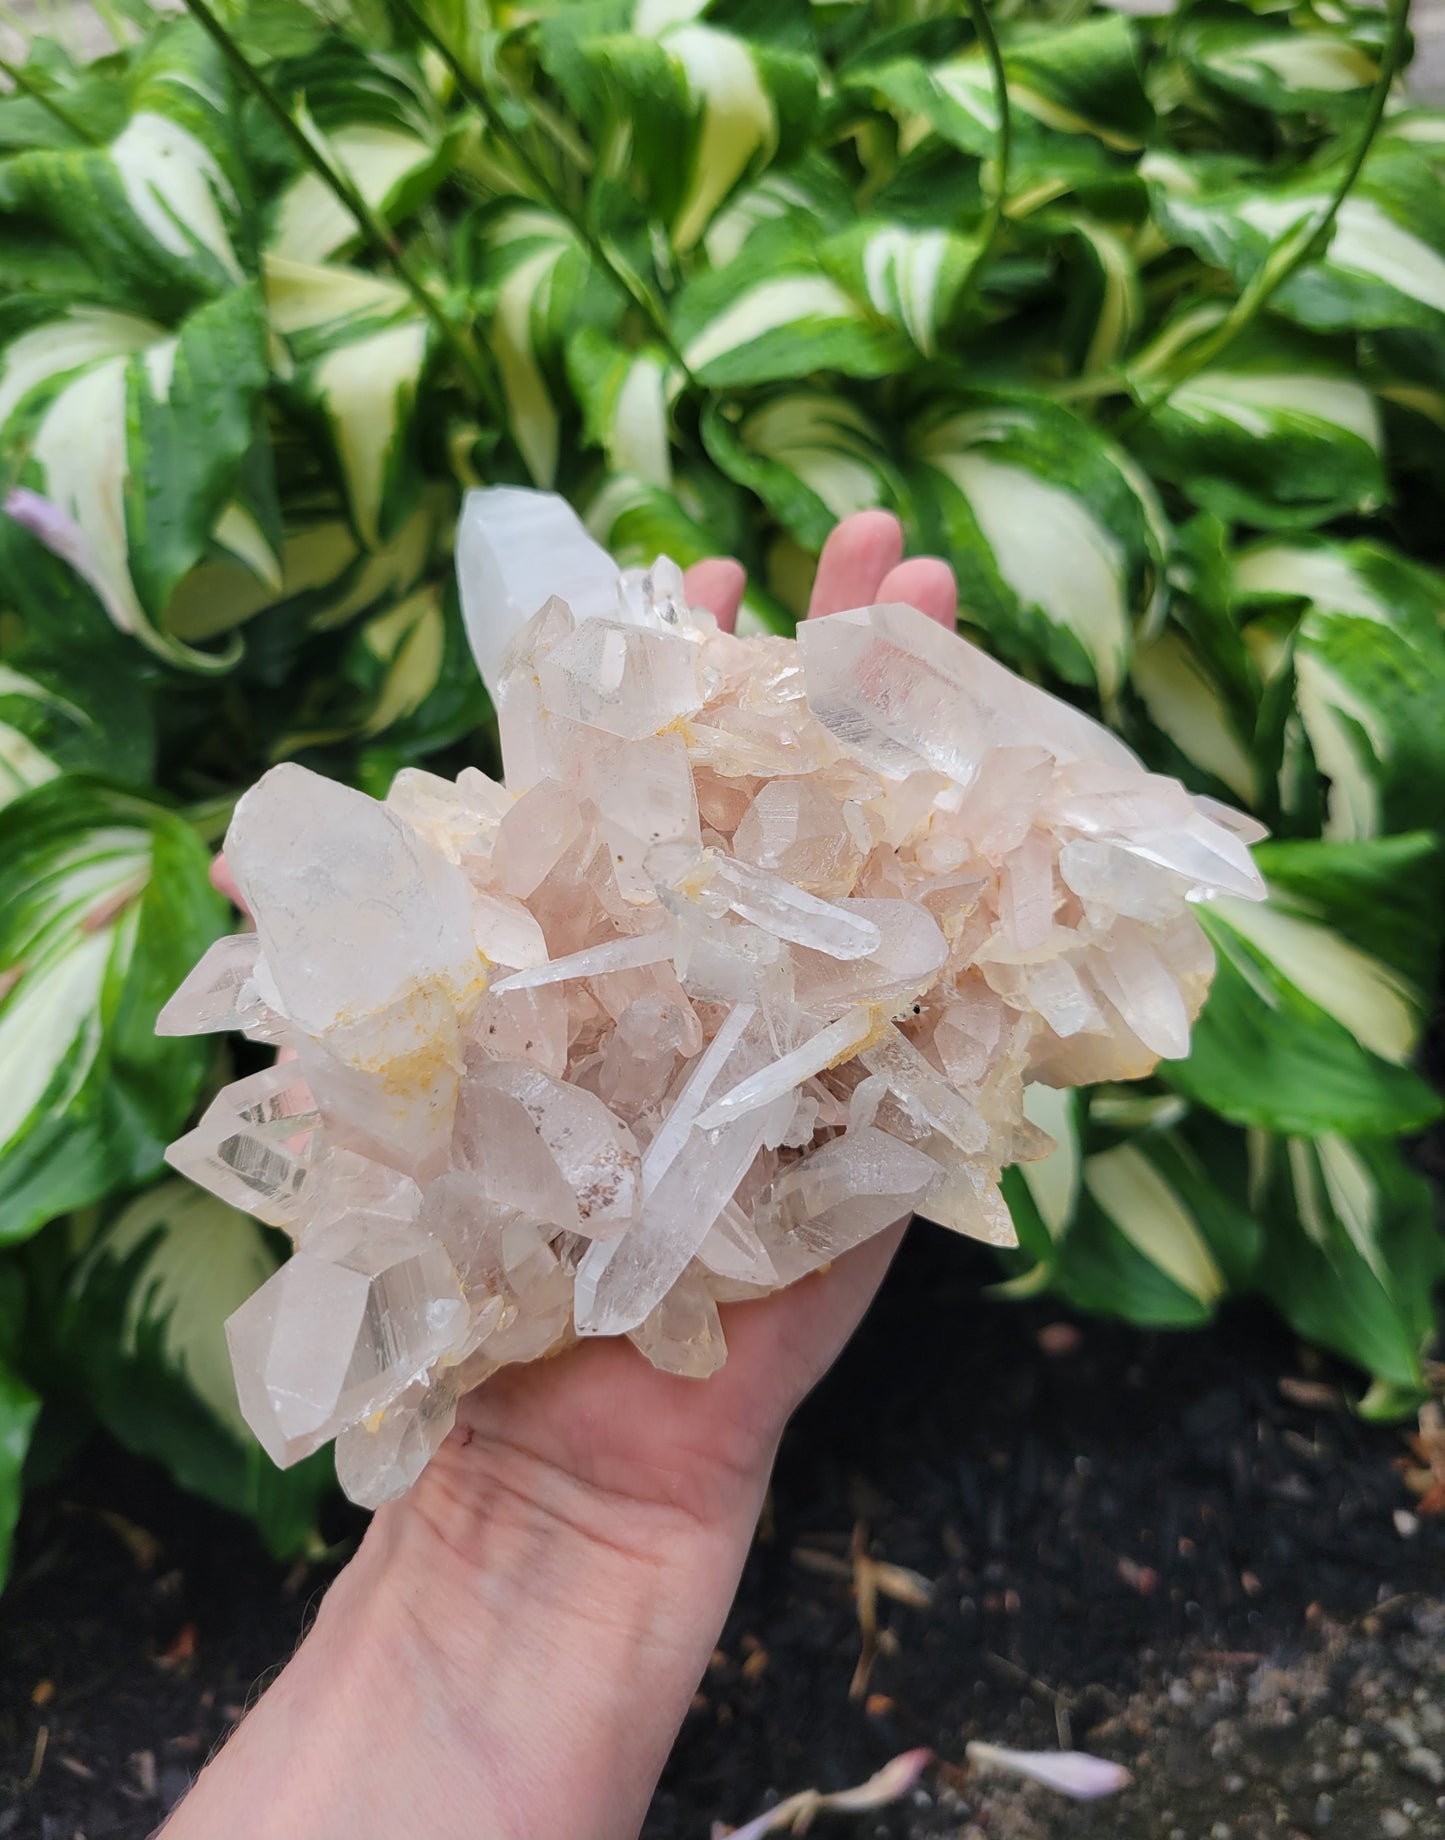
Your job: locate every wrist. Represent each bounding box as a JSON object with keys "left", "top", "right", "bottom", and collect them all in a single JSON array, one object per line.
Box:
[
  {"left": 165, "top": 1413, "right": 770, "bottom": 1840},
  {"left": 373, "top": 1419, "right": 772, "bottom": 1838}
]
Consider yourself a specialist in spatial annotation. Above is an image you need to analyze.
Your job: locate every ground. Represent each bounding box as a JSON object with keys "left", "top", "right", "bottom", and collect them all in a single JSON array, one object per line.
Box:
[{"left": 3, "top": 1229, "right": 1443, "bottom": 1840}]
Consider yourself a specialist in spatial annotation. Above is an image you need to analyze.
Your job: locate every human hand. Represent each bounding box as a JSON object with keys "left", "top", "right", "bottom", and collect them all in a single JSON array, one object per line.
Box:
[{"left": 166, "top": 511, "right": 957, "bottom": 1840}]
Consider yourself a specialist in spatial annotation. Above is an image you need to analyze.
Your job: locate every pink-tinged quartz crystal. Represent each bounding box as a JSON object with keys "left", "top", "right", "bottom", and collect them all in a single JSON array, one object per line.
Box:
[{"left": 160, "top": 488, "right": 1266, "bottom": 1507}]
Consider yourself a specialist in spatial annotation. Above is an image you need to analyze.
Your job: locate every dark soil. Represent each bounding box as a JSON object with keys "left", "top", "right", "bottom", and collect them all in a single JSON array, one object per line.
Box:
[{"left": 3, "top": 1228, "right": 1443, "bottom": 1840}]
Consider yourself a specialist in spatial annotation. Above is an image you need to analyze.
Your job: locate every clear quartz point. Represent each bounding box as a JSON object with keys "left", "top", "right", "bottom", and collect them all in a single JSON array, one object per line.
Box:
[
  {"left": 161, "top": 490, "right": 1269, "bottom": 1507},
  {"left": 225, "top": 1224, "right": 466, "bottom": 1467},
  {"left": 334, "top": 1374, "right": 460, "bottom": 1508},
  {"left": 165, "top": 1063, "right": 320, "bottom": 1229},
  {"left": 156, "top": 933, "right": 263, "bottom": 1035},
  {"left": 457, "top": 486, "right": 622, "bottom": 696}
]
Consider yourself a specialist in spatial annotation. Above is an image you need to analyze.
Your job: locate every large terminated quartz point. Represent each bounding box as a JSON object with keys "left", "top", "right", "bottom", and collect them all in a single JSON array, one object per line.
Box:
[{"left": 161, "top": 487, "right": 1266, "bottom": 1508}]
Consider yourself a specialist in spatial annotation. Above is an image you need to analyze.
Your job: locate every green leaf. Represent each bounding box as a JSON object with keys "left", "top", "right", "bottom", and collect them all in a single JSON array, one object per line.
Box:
[
  {"left": 1128, "top": 321, "right": 1386, "bottom": 529},
  {"left": 0, "top": 780, "right": 226, "bottom": 1242},
  {"left": 911, "top": 393, "right": 1169, "bottom": 697},
  {"left": 1164, "top": 899, "right": 1442, "bottom": 1139},
  {"left": 60, "top": 1180, "right": 333, "bottom": 1556},
  {"left": 1251, "top": 1131, "right": 1445, "bottom": 1396},
  {"left": 1000, "top": 14, "right": 1153, "bottom": 149},
  {"left": 0, "top": 1260, "right": 39, "bottom": 1588}
]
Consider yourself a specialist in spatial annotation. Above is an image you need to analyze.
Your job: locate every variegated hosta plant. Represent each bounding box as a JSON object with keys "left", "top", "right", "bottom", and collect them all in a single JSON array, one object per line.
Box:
[{"left": 1, "top": 0, "right": 1442, "bottom": 1573}]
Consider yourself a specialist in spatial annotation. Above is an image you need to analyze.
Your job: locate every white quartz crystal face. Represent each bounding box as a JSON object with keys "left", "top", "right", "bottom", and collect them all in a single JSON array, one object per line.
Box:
[
  {"left": 160, "top": 488, "right": 1267, "bottom": 1508},
  {"left": 458, "top": 487, "right": 623, "bottom": 696}
]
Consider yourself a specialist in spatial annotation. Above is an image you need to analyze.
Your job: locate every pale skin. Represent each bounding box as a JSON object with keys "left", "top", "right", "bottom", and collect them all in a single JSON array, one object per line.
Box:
[{"left": 167, "top": 512, "right": 958, "bottom": 1840}]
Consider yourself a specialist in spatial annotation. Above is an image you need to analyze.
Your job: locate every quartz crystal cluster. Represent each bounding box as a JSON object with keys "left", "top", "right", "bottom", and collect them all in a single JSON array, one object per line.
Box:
[{"left": 160, "top": 488, "right": 1266, "bottom": 1508}]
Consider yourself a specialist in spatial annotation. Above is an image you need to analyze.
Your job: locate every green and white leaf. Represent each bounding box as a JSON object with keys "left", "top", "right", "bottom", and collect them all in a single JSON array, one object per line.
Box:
[
  {"left": 0, "top": 21, "right": 247, "bottom": 316},
  {"left": 1131, "top": 627, "right": 1257, "bottom": 804},
  {"left": 854, "top": 13, "right": 1151, "bottom": 161},
  {"left": 644, "top": 13, "right": 782, "bottom": 251},
  {"left": 567, "top": 331, "right": 677, "bottom": 487},
  {"left": 0, "top": 781, "right": 225, "bottom": 1242},
  {"left": 1147, "top": 144, "right": 1445, "bottom": 336},
  {"left": 537, "top": 0, "right": 818, "bottom": 252},
  {"left": 1252, "top": 831, "right": 1445, "bottom": 998},
  {"left": 1019, "top": 1083, "right": 1082, "bottom": 1243},
  {"left": 823, "top": 220, "right": 979, "bottom": 357},
  {"left": 1130, "top": 322, "right": 1385, "bottom": 529},
  {"left": 1164, "top": 890, "right": 1441, "bottom": 1139},
  {"left": 0, "top": 667, "right": 75, "bottom": 809},
  {"left": 1001, "top": 1123, "right": 1259, "bottom": 1327},
  {"left": 911, "top": 394, "right": 1168, "bottom": 697},
  {"left": 1, "top": 288, "right": 273, "bottom": 669},
  {"left": 1184, "top": 14, "right": 1378, "bottom": 116},
  {"left": 1084, "top": 1140, "right": 1225, "bottom": 1307},
  {"left": 1233, "top": 539, "right": 1445, "bottom": 838},
  {"left": 271, "top": 122, "right": 440, "bottom": 265},
  {"left": 1251, "top": 1131, "right": 1445, "bottom": 1399},
  {"left": 701, "top": 389, "right": 899, "bottom": 551},
  {"left": 703, "top": 156, "right": 855, "bottom": 268},
  {"left": 61, "top": 1182, "right": 334, "bottom": 1556},
  {"left": 264, "top": 255, "right": 428, "bottom": 547},
  {"left": 1059, "top": 214, "right": 1143, "bottom": 375},
  {"left": 672, "top": 220, "right": 912, "bottom": 388}
]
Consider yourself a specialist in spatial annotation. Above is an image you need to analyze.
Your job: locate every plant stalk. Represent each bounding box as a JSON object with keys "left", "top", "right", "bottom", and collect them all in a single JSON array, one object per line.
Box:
[
  {"left": 959, "top": 0, "right": 1013, "bottom": 313},
  {"left": 181, "top": 0, "right": 504, "bottom": 421},
  {"left": 1124, "top": 0, "right": 1410, "bottom": 430}
]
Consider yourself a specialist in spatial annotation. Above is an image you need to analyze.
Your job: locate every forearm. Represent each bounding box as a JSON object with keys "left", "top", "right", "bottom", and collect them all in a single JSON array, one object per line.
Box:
[{"left": 163, "top": 1437, "right": 770, "bottom": 1840}]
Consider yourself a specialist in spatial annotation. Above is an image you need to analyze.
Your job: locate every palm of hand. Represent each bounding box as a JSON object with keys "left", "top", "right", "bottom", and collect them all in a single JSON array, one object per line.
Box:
[{"left": 406, "top": 513, "right": 958, "bottom": 1560}]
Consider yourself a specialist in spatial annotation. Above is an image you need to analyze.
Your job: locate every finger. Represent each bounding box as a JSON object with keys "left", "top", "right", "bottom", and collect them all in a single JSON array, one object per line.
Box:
[
  {"left": 210, "top": 851, "right": 248, "bottom": 915},
  {"left": 683, "top": 557, "right": 747, "bottom": 635},
  {"left": 806, "top": 509, "right": 904, "bottom": 620},
  {"left": 876, "top": 555, "right": 958, "bottom": 628}
]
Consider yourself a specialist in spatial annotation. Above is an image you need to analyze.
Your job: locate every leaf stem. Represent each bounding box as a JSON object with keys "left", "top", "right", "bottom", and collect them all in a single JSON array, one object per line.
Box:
[
  {"left": 0, "top": 56, "right": 102, "bottom": 144},
  {"left": 1123, "top": 0, "right": 1409, "bottom": 430},
  {"left": 181, "top": 0, "right": 504, "bottom": 421},
  {"left": 959, "top": 0, "right": 1013, "bottom": 312},
  {"left": 391, "top": 0, "right": 693, "bottom": 378}
]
